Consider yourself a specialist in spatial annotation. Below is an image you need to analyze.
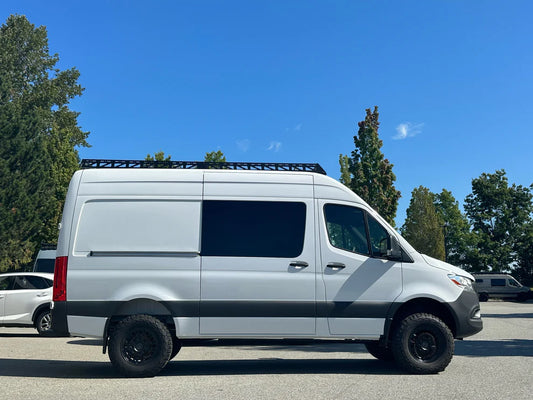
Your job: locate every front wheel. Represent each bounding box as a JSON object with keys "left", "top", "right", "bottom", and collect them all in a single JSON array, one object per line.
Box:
[
  {"left": 108, "top": 315, "right": 173, "bottom": 377},
  {"left": 391, "top": 313, "right": 454, "bottom": 374}
]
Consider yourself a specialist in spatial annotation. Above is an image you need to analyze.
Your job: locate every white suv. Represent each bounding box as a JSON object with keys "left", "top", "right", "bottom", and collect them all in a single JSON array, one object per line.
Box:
[{"left": 0, "top": 272, "right": 54, "bottom": 335}]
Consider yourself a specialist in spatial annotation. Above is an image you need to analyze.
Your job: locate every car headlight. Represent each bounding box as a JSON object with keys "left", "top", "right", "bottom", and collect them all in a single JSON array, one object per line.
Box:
[{"left": 448, "top": 274, "right": 474, "bottom": 291}]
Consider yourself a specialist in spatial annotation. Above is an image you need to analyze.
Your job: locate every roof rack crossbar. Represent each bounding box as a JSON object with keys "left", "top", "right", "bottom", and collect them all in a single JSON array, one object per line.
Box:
[{"left": 80, "top": 159, "right": 327, "bottom": 175}]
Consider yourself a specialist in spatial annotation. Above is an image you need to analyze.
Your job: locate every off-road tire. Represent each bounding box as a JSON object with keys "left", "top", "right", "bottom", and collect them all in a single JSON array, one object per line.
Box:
[
  {"left": 108, "top": 314, "right": 173, "bottom": 378},
  {"left": 365, "top": 342, "right": 394, "bottom": 361},
  {"left": 391, "top": 313, "right": 454, "bottom": 374}
]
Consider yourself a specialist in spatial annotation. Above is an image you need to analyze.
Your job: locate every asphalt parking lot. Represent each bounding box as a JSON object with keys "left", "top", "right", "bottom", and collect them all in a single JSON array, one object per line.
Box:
[{"left": 1, "top": 301, "right": 532, "bottom": 400}]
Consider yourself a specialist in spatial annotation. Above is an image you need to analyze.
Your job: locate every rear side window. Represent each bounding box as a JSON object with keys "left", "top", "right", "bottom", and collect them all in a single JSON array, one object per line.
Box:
[
  {"left": 491, "top": 279, "right": 506, "bottom": 287},
  {"left": 202, "top": 201, "right": 306, "bottom": 258},
  {"left": 12, "top": 276, "right": 49, "bottom": 290}
]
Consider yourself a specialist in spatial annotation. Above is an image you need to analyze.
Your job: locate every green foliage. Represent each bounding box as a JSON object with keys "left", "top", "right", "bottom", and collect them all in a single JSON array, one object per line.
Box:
[
  {"left": 340, "top": 107, "right": 401, "bottom": 226},
  {"left": 204, "top": 150, "right": 226, "bottom": 163},
  {"left": 434, "top": 189, "right": 474, "bottom": 268},
  {"left": 338, "top": 154, "right": 351, "bottom": 186},
  {"left": 0, "top": 15, "right": 89, "bottom": 271},
  {"left": 401, "top": 186, "right": 445, "bottom": 260},
  {"left": 145, "top": 151, "right": 171, "bottom": 161},
  {"left": 464, "top": 170, "right": 533, "bottom": 273}
]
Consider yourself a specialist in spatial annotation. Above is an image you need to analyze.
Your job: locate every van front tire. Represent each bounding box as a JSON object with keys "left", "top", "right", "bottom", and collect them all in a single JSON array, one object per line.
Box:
[
  {"left": 392, "top": 313, "right": 454, "bottom": 374},
  {"left": 108, "top": 314, "right": 173, "bottom": 378}
]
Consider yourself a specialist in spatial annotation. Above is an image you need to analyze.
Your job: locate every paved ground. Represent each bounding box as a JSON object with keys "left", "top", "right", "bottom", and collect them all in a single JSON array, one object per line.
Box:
[{"left": 1, "top": 301, "right": 532, "bottom": 399}]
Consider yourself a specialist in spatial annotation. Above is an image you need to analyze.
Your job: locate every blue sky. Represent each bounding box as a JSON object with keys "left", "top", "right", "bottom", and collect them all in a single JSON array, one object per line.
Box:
[{"left": 3, "top": 1, "right": 532, "bottom": 226}]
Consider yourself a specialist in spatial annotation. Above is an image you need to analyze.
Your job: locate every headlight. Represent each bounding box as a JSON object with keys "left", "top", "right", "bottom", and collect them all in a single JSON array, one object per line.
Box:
[{"left": 448, "top": 274, "right": 474, "bottom": 290}]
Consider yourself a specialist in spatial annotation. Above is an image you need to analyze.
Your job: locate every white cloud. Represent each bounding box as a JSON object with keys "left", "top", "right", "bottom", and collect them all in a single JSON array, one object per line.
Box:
[
  {"left": 394, "top": 122, "right": 424, "bottom": 140},
  {"left": 267, "top": 141, "right": 282, "bottom": 152},
  {"left": 294, "top": 123, "right": 302, "bottom": 131},
  {"left": 236, "top": 139, "right": 251, "bottom": 152}
]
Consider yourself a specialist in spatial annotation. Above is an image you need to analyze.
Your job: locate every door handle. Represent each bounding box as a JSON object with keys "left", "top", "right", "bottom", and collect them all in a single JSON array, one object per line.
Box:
[
  {"left": 290, "top": 261, "right": 309, "bottom": 268},
  {"left": 327, "top": 262, "right": 346, "bottom": 269}
]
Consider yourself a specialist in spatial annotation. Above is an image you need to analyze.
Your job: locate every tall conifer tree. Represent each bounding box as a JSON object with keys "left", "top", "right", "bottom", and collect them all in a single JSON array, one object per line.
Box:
[
  {"left": 0, "top": 15, "right": 89, "bottom": 271},
  {"left": 340, "top": 107, "right": 400, "bottom": 226}
]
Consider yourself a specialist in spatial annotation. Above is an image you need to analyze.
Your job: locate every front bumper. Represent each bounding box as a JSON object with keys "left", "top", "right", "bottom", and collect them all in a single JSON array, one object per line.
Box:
[{"left": 448, "top": 289, "right": 483, "bottom": 338}]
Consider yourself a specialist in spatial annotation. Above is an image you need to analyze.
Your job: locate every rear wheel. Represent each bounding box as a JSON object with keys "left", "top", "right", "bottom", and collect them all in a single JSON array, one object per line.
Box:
[
  {"left": 35, "top": 309, "right": 53, "bottom": 336},
  {"left": 365, "top": 342, "right": 394, "bottom": 361},
  {"left": 108, "top": 315, "right": 173, "bottom": 377},
  {"left": 478, "top": 292, "right": 489, "bottom": 302},
  {"left": 391, "top": 313, "right": 454, "bottom": 374}
]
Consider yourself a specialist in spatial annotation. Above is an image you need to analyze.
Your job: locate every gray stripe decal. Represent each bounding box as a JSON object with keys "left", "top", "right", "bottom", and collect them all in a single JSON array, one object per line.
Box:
[{"left": 66, "top": 300, "right": 391, "bottom": 319}]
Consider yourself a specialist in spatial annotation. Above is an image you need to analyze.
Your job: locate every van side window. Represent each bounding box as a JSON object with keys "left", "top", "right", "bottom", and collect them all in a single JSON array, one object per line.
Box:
[
  {"left": 324, "top": 204, "right": 370, "bottom": 255},
  {"left": 202, "top": 201, "right": 306, "bottom": 258},
  {"left": 491, "top": 279, "right": 506, "bottom": 287}
]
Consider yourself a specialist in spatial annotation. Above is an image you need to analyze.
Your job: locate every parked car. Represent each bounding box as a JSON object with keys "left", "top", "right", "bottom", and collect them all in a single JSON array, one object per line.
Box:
[
  {"left": 0, "top": 272, "right": 54, "bottom": 335},
  {"left": 33, "top": 244, "right": 57, "bottom": 273},
  {"left": 52, "top": 160, "right": 482, "bottom": 377},
  {"left": 473, "top": 273, "right": 531, "bottom": 302}
]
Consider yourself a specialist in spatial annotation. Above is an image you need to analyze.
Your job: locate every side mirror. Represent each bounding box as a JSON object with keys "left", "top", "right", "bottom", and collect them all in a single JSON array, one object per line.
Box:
[{"left": 387, "top": 236, "right": 402, "bottom": 261}]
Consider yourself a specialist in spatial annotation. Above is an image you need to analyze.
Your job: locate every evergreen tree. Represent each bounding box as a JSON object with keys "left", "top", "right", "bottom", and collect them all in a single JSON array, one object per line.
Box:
[
  {"left": 0, "top": 15, "right": 89, "bottom": 271},
  {"left": 401, "top": 186, "right": 445, "bottom": 260},
  {"left": 338, "top": 154, "right": 351, "bottom": 186},
  {"left": 340, "top": 107, "right": 400, "bottom": 226},
  {"left": 204, "top": 150, "right": 226, "bottom": 163},
  {"left": 464, "top": 170, "right": 533, "bottom": 272},
  {"left": 145, "top": 151, "right": 171, "bottom": 161},
  {"left": 434, "top": 189, "right": 474, "bottom": 267}
]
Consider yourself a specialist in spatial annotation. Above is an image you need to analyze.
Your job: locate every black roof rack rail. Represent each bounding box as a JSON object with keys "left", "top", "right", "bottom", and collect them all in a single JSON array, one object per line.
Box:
[{"left": 80, "top": 159, "right": 327, "bottom": 175}]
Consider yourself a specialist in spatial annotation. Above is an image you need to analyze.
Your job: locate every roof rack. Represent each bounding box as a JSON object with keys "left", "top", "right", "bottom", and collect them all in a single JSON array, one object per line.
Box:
[{"left": 80, "top": 159, "right": 327, "bottom": 175}]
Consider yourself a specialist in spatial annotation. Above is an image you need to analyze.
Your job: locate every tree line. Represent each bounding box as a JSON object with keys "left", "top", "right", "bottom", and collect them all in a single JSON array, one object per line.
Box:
[
  {"left": 1, "top": 15, "right": 532, "bottom": 284},
  {"left": 340, "top": 107, "right": 533, "bottom": 284}
]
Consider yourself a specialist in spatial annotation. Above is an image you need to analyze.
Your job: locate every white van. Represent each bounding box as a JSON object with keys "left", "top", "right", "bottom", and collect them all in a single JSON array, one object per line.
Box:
[
  {"left": 473, "top": 273, "right": 531, "bottom": 302},
  {"left": 52, "top": 160, "right": 482, "bottom": 377}
]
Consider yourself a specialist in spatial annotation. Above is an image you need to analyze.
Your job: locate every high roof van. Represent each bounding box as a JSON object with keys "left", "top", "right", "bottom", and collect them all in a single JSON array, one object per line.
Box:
[
  {"left": 473, "top": 273, "right": 531, "bottom": 302},
  {"left": 52, "top": 160, "right": 482, "bottom": 377}
]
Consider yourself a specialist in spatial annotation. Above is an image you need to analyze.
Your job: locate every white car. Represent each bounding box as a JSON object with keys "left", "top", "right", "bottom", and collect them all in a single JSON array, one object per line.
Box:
[{"left": 0, "top": 272, "right": 54, "bottom": 335}]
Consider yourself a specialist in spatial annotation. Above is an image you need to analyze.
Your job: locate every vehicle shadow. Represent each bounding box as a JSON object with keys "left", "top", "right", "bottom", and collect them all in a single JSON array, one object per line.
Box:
[
  {"left": 455, "top": 339, "right": 533, "bottom": 357},
  {"left": 0, "top": 357, "right": 402, "bottom": 379}
]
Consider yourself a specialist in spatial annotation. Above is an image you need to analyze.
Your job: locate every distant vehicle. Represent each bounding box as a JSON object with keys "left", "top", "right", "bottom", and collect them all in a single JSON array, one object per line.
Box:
[
  {"left": 0, "top": 272, "right": 54, "bottom": 335},
  {"left": 33, "top": 244, "right": 57, "bottom": 273},
  {"left": 473, "top": 273, "right": 531, "bottom": 302}
]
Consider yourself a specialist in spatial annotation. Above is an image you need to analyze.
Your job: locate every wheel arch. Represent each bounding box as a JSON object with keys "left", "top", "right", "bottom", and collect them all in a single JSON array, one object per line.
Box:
[
  {"left": 32, "top": 303, "right": 51, "bottom": 325},
  {"left": 102, "top": 298, "right": 177, "bottom": 354},
  {"left": 384, "top": 297, "right": 457, "bottom": 343}
]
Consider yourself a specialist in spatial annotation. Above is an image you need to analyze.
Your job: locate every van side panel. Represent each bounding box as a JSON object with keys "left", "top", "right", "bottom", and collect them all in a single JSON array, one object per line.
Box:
[
  {"left": 200, "top": 172, "right": 316, "bottom": 336},
  {"left": 65, "top": 170, "right": 203, "bottom": 338}
]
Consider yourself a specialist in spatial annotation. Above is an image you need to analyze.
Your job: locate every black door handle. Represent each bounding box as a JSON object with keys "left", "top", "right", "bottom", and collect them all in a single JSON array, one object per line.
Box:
[
  {"left": 327, "top": 262, "right": 346, "bottom": 269},
  {"left": 290, "top": 261, "right": 309, "bottom": 268}
]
